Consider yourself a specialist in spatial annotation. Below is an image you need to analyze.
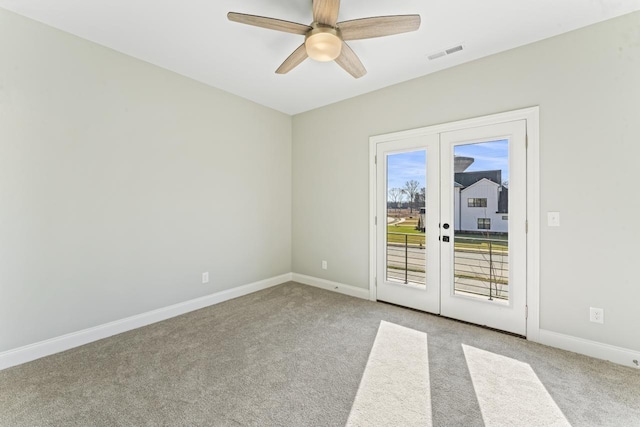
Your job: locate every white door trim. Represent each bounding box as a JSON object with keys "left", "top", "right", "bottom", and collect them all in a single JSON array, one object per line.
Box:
[{"left": 369, "top": 106, "right": 540, "bottom": 341}]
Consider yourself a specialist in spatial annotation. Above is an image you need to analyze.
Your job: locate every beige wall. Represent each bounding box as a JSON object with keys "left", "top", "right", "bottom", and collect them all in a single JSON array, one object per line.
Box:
[
  {"left": 0, "top": 9, "right": 292, "bottom": 352},
  {"left": 2, "top": 5, "right": 638, "bottom": 357},
  {"left": 292, "top": 12, "right": 640, "bottom": 351}
]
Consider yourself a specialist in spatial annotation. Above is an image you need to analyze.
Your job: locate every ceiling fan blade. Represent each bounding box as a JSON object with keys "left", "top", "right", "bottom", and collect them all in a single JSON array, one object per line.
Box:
[
  {"left": 334, "top": 42, "right": 366, "bottom": 79},
  {"left": 313, "top": 0, "right": 340, "bottom": 26},
  {"left": 228, "top": 12, "right": 311, "bottom": 35},
  {"left": 338, "top": 15, "right": 421, "bottom": 41},
  {"left": 276, "top": 44, "right": 309, "bottom": 74}
]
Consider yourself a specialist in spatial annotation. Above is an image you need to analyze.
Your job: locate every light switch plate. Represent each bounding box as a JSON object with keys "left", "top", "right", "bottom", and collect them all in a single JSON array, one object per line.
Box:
[{"left": 548, "top": 212, "right": 560, "bottom": 227}]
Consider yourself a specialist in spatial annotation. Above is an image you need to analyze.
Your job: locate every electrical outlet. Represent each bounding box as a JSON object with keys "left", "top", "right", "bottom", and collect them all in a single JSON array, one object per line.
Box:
[
  {"left": 202, "top": 272, "right": 209, "bottom": 284},
  {"left": 589, "top": 307, "right": 604, "bottom": 324},
  {"left": 321, "top": 260, "right": 328, "bottom": 270}
]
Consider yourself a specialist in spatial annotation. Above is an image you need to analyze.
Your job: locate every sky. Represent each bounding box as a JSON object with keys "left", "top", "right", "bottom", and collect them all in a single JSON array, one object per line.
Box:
[{"left": 386, "top": 139, "right": 509, "bottom": 193}]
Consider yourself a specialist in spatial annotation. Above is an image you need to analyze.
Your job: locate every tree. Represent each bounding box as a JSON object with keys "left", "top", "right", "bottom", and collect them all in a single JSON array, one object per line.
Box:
[
  {"left": 417, "top": 187, "right": 426, "bottom": 206},
  {"left": 388, "top": 188, "right": 404, "bottom": 214},
  {"left": 403, "top": 180, "right": 420, "bottom": 213}
]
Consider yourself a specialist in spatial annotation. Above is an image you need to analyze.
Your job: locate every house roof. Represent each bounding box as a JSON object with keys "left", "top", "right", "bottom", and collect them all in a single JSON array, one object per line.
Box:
[{"left": 455, "top": 170, "right": 502, "bottom": 188}]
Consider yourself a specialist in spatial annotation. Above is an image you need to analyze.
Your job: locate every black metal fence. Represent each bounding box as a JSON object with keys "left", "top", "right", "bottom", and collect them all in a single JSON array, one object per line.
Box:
[
  {"left": 386, "top": 232, "right": 426, "bottom": 285},
  {"left": 385, "top": 233, "right": 509, "bottom": 300},
  {"left": 453, "top": 236, "right": 509, "bottom": 301}
]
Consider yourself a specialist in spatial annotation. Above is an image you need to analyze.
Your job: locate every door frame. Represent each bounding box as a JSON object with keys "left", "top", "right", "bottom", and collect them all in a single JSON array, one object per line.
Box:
[{"left": 368, "top": 107, "right": 540, "bottom": 341}]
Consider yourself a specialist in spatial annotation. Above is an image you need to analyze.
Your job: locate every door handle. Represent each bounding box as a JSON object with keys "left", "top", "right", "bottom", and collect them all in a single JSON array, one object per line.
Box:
[
  {"left": 443, "top": 223, "right": 450, "bottom": 229},
  {"left": 442, "top": 236, "right": 450, "bottom": 242}
]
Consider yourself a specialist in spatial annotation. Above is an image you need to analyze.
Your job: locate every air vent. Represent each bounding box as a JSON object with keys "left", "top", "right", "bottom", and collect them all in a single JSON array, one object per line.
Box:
[
  {"left": 445, "top": 45, "right": 463, "bottom": 55},
  {"left": 427, "top": 51, "right": 446, "bottom": 61},
  {"left": 427, "top": 44, "right": 464, "bottom": 61}
]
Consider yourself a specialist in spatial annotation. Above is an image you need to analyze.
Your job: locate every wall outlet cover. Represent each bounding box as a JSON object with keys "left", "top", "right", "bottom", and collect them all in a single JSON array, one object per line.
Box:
[{"left": 589, "top": 307, "right": 604, "bottom": 324}]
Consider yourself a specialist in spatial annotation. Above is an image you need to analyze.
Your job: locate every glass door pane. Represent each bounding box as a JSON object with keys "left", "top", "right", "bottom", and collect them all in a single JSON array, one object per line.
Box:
[
  {"left": 376, "top": 133, "right": 440, "bottom": 314},
  {"left": 452, "top": 140, "right": 510, "bottom": 303},
  {"left": 440, "top": 120, "right": 526, "bottom": 336},
  {"left": 385, "top": 150, "right": 426, "bottom": 288}
]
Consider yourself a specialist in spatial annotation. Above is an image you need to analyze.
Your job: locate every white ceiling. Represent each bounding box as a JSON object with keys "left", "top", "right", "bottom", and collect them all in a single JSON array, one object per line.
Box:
[{"left": 1, "top": 0, "right": 639, "bottom": 114}]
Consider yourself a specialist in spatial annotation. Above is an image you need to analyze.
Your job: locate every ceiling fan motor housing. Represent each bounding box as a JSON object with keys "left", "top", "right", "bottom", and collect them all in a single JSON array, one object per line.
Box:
[{"left": 305, "top": 23, "right": 342, "bottom": 62}]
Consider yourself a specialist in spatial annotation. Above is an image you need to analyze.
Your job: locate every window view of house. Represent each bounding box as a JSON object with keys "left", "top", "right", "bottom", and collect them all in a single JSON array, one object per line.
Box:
[
  {"left": 454, "top": 163, "right": 508, "bottom": 233},
  {"left": 453, "top": 140, "right": 509, "bottom": 301},
  {"left": 386, "top": 140, "right": 510, "bottom": 300}
]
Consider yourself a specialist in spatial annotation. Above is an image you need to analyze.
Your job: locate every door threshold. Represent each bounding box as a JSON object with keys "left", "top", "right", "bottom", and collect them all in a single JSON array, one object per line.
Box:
[{"left": 377, "top": 300, "right": 526, "bottom": 339}]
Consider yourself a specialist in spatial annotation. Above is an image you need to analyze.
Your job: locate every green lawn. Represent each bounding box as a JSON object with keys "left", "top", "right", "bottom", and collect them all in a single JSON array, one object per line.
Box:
[
  {"left": 387, "top": 225, "right": 424, "bottom": 235},
  {"left": 386, "top": 226, "right": 508, "bottom": 251},
  {"left": 387, "top": 225, "right": 425, "bottom": 245}
]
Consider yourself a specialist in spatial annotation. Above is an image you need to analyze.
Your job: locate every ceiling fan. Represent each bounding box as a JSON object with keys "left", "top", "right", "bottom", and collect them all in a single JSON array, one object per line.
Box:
[{"left": 228, "top": 0, "right": 421, "bottom": 78}]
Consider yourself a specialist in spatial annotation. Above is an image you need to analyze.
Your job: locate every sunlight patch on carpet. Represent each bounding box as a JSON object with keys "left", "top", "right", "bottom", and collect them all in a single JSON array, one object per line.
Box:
[
  {"left": 463, "top": 344, "right": 571, "bottom": 427},
  {"left": 346, "top": 321, "right": 432, "bottom": 427}
]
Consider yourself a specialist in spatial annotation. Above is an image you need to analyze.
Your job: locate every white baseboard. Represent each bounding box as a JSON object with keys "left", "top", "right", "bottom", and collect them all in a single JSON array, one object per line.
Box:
[
  {"left": 291, "top": 273, "right": 371, "bottom": 300},
  {"left": 291, "top": 275, "right": 640, "bottom": 370},
  {"left": 5, "top": 274, "right": 636, "bottom": 372},
  {"left": 0, "top": 273, "right": 292, "bottom": 371},
  {"left": 538, "top": 329, "right": 640, "bottom": 369}
]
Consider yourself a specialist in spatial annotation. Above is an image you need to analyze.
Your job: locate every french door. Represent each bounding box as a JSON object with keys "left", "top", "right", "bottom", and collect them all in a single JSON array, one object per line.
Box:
[{"left": 375, "top": 120, "right": 527, "bottom": 336}]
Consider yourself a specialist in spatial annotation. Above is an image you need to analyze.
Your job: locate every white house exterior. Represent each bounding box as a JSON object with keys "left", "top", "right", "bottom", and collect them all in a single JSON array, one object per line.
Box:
[
  {"left": 455, "top": 178, "right": 508, "bottom": 233},
  {"left": 418, "top": 165, "right": 508, "bottom": 234}
]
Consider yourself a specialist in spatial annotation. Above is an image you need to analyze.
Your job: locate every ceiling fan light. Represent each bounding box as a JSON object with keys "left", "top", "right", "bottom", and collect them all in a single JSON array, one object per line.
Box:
[{"left": 305, "top": 28, "right": 342, "bottom": 62}]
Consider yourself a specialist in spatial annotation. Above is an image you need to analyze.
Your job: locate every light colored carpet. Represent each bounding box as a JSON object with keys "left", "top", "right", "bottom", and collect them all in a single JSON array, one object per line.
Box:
[
  {"left": 463, "top": 344, "right": 571, "bottom": 427},
  {"left": 346, "top": 321, "right": 431, "bottom": 427},
  {"left": 0, "top": 282, "right": 639, "bottom": 426}
]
